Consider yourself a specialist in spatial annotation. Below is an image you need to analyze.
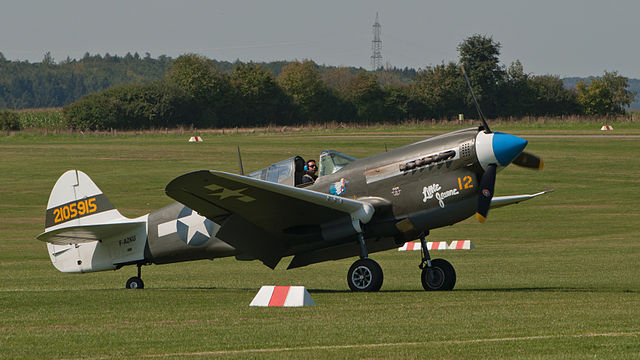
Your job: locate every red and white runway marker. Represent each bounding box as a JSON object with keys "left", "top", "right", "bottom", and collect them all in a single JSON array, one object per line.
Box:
[
  {"left": 398, "top": 240, "right": 474, "bottom": 251},
  {"left": 448, "top": 240, "right": 475, "bottom": 250},
  {"left": 188, "top": 136, "right": 204, "bottom": 142},
  {"left": 398, "top": 241, "right": 448, "bottom": 251},
  {"left": 250, "top": 286, "right": 315, "bottom": 307},
  {"left": 600, "top": 125, "right": 613, "bottom": 131}
]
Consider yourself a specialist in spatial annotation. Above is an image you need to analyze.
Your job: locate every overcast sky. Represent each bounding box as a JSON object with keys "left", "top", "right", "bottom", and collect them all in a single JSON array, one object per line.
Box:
[{"left": 2, "top": 0, "right": 639, "bottom": 78}]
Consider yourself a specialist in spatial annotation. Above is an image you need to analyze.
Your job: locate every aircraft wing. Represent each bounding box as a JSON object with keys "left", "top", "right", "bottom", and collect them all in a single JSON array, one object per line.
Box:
[
  {"left": 490, "top": 190, "right": 553, "bottom": 209},
  {"left": 165, "top": 170, "right": 374, "bottom": 268}
]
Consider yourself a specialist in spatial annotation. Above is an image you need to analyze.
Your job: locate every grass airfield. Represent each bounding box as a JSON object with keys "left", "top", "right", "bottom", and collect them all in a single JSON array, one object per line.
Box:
[{"left": 1, "top": 123, "right": 639, "bottom": 359}]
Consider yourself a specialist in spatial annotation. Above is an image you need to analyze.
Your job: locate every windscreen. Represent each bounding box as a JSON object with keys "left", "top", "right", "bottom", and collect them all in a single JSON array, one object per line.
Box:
[{"left": 318, "top": 150, "right": 356, "bottom": 177}]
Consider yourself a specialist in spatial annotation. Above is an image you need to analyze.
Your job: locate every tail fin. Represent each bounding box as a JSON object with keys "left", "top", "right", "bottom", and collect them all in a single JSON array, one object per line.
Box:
[
  {"left": 37, "top": 170, "right": 147, "bottom": 273},
  {"left": 42, "top": 170, "right": 127, "bottom": 236}
]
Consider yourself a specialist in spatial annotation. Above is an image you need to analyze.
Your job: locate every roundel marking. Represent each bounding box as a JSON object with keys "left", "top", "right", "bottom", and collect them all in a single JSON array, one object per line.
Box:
[{"left": 176, "top": 207, "right": 215, "bottom": 246}]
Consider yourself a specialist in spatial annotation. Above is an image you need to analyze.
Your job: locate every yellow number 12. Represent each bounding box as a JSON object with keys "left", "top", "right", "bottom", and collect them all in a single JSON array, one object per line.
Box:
[{"left": 458, "top": 176, "right": 473, "bottom": 190}]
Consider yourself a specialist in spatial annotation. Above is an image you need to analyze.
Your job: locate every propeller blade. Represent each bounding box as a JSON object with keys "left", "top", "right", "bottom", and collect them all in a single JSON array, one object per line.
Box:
[
  {"left": 512, "top": 151, "right": 544, "bottom": 170},
  {"left": 461, "top": 65, "right": 491, "bottom": 133},
  {"left": 476, "top": 164, "right": 497, "bottom": 223}
]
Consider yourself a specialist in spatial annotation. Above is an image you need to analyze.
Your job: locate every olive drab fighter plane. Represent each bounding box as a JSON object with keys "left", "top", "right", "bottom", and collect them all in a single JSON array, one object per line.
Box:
[
  {"left": 37, "top": 70, "right": 550, "bottom": 292},
  {"left": 37, "top": 127, "right": 548, "bottom": 291}
]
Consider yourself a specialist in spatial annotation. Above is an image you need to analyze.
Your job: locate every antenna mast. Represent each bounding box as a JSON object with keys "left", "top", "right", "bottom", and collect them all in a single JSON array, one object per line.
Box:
[{"left": 371, "top": 12, "right": 383, "bottom": 71}]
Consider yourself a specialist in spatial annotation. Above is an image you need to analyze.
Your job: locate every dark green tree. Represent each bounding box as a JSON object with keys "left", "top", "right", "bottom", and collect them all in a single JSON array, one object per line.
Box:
[
  {"left": 166, "top": 54, "right": 227, "bottom": 103},
  {"left": 411, "top": 62, "right": 467, "bottom": 120},
  {"left": 165, "top": 54, "right": 231, "bottom": 127},
  {"left": 383, "top": 85, "right": 411, "bottom": 122},
  {"left": 277, "top": 60, "right": 351, "bottom": 123},
  {"left": 63, "top": 82, "right": 190, "bottom": 130},
  {"left": 457, "top": 34, "right": 506, "bottom": 117},
  {"left": 278, "top": 60, "right": 324, "bottom": 120},
  {"left": 529, "top": 75, "right": 579, "bottom": 115},
  {"left": 499, "top": 60, "right": 534, "bottom": 116},
  {"left": 229, "top": 63, "right": 297, "bottom": 127},
  {"left": 342, "top": 72, "right": 386, "bottom": 124}
]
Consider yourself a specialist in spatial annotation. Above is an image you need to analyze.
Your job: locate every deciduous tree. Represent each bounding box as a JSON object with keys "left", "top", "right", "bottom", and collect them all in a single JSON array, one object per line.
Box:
[
  {"left": 576, "top": 71, "right": 636, "bottom": 115},
  {"left": 411, "top": 62, "right": 466, "bottom": 120},
  {"left": 458, "top": 34, "right": 505, "bottom": 117}
]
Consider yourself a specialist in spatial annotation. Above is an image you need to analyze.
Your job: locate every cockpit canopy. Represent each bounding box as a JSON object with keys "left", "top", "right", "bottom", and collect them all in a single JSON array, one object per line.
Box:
[
  {"left": 247, "top": 156, "right": 305, "bottom": 186},
  {"left": 318, "top": 150, "right": 356, "bottom": 177},
  {"left": 247, "top": 150, "right": 356, "bottom": 187}
]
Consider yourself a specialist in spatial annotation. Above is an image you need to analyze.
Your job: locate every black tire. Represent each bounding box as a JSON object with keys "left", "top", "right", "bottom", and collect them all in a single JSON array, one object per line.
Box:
[
  {"left": 421, "top": 258, "right": 456, "bottom": 291},
  {"left": 126, "top": 276, "right": 144, "bottom": 289},
  {"left": 347, "top": 258, "right": 383, "bottom": 292}
]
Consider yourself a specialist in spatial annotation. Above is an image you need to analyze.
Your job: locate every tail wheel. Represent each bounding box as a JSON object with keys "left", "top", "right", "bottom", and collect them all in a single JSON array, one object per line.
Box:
[
  {"left": 421, "top": 258, "right": 456, "bottom": 291},
  {"left": 347, "top": 258, "right": 383, "bottom": 292},
  {"left": 126, "top": 276, "right": 144, "bottom": 289}
]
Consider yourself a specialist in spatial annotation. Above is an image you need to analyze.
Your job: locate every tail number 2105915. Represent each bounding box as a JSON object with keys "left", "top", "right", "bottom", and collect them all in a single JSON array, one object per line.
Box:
[{"left": 53, "top": 198, "right": 98, "bottom": 224}]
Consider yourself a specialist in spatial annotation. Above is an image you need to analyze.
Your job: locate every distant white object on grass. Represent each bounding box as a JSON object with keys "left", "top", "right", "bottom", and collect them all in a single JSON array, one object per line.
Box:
[
  {"left": 600, "top": 125, "right": 613, "bottom": 131},
  {"left": 250, "top": 286, "right": 315, "bottom": 307},
  {"left": 189, "top": 136, "right": 203, "bottom": 142}
]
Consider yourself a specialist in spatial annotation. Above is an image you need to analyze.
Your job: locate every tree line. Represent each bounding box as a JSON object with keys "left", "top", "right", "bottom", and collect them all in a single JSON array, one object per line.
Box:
[
  {"left": 0, "top": 52, "right": 170, "bottom": 109},
  {"left": 2, "top": 35, "right": 637, "bottom": 130},
  {"left": 0, "top": 51, "right": 396, "bottom": 111}
]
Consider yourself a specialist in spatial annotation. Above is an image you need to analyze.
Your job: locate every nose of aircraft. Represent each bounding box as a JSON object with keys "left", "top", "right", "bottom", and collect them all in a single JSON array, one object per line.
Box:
[{"left": 475, "top": 131, "right": 528, "bottom": 170}]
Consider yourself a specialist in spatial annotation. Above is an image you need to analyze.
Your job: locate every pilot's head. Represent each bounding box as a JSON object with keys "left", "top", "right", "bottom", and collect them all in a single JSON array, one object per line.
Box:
[{"left": 306, "top": 160, "right": 317, "bottom": 175}]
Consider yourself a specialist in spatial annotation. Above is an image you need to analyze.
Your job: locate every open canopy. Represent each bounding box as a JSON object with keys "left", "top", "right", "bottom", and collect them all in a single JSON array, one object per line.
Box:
[{"left": 246, "top": 150, "right": 357, "bottom": 186}]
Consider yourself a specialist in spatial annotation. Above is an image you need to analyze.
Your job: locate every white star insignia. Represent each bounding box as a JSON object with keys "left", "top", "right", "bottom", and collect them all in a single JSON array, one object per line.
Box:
[{"left": 178, "top": 211, "right": 210, "bottom": 244}]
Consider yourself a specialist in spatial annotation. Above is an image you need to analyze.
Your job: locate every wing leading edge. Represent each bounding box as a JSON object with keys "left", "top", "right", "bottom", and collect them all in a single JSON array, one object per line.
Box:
[{"left": 165, "top": 170, "right": 374, "bottom": 268}]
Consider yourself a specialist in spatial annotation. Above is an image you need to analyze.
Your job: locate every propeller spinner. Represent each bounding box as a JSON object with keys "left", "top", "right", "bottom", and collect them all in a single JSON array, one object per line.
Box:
[{"left": 474, "top": 131, "right": 529, "bottom": 223}]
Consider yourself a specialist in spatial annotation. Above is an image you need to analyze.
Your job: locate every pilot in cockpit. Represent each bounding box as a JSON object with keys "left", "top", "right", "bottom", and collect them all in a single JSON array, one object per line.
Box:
[{"left": 301, "top": 159, "right": 318, "bottom": 184}]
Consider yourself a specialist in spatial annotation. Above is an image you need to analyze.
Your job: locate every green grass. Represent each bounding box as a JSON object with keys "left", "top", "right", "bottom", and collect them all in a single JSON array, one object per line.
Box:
[{"left": 1, "top": 124, "right": 639, "bottom": 359}]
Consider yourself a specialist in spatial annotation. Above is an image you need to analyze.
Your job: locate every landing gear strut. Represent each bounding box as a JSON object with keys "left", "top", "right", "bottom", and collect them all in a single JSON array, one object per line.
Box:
[
  {"left": 347, "top": 233, "right": 383, "bottom": 292},
  {"left": 418, "top": 232, "right": 456, "bottom": 291},
  {"left": 125, "top": 263, "right": 145, "bottom": 289}
]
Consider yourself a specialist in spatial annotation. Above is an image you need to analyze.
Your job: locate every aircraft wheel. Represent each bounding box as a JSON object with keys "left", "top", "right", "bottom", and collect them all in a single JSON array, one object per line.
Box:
[
  {"left": 421, "top": 258, "right": 456, "bottom": 291},
  {"left": 347, "top": 258, "right": 383, "bottom": 292},
  {"left": 126, "top": 276, "right": 144, "bottom": 289}
]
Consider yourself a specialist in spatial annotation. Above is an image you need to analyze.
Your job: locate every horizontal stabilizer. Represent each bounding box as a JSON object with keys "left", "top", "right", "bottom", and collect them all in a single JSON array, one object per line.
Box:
[{"left": 37, "top": 221, "right": 146, "bottom": 245}]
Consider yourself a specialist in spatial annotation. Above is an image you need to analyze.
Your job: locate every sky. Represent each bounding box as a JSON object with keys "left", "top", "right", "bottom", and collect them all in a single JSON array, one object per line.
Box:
[{"left": 2, "top": 0, "right": 639, "bottom": 78}]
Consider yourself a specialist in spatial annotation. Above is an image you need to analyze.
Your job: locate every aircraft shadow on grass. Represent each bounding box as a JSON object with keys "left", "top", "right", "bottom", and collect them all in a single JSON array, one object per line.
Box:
[{"left": 165, "top": 287, "right": 638, "bottom": 295}]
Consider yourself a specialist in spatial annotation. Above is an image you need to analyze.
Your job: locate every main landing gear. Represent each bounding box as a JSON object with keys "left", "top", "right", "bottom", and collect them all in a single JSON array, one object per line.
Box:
[
  {"left": 418, "top": 232, "right": 456, "bottom": 291},
  {"left": 346, "top": 231, "right": 456, "bottom": 292},
  {"left": 125, "top": 263, "right": 145, "bottom": 289},
  {"left": 347, "top": 233, "right": 383, "bottom": 292}
]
